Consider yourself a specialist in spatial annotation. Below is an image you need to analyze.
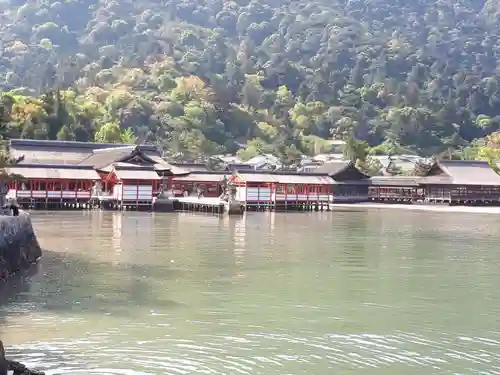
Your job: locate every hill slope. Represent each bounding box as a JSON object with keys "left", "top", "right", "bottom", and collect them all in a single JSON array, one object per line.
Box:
[{"left": 0, "top": 0, "right": 500, "bottom": 162}]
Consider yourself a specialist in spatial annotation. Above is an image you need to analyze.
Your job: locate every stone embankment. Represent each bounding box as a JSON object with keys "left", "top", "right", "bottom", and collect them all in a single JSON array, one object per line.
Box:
[{"left": 0, "top": 211, "right": 44, "bottom": 375}]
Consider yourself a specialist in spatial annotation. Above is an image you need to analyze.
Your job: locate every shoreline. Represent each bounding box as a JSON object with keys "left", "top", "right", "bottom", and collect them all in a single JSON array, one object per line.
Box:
[{"left": 330, "top": 202, "right": 500, "bottom": 214}]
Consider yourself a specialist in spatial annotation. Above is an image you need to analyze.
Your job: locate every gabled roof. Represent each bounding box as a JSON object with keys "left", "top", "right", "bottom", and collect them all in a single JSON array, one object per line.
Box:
[
  {"left": 313, "top": 161, "right": 370, "bottom": 180},
  {"left": 79, "top": 145, "right": 169, "bottom": 171},
  {"left": 141, "top": 149, "right": 181, "bottom": 172},
  {"left": 111, "top": 164, "right": 161, "bottom": 181},
  {"left": 79, "top": 146, "right": 138, "bottom": 169},
  {"left": 313, "top": 161, "right": 351, "bottom": 175},
  {"left": 423, "top": 160, "right": 500, "bottom": 186},
  {"left": 9, "top": 139, "right": 162, "bottom": 166}
]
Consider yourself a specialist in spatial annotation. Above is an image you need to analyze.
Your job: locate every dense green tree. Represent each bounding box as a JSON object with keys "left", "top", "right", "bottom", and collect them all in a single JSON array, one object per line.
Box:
[{"left": 1, "top": 0, "right": 500, "bottom": 162}]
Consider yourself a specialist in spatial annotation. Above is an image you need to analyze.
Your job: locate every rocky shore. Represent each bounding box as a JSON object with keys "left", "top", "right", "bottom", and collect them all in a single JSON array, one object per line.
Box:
[
  {"left": 0, "top": 211, "right": 42, "bottom": 282},
  {"left": 0, "top": 341, "right": 45, "bottom": 375},
  {"left": 0, "top": 211, "right": 44, "bottom": 374}
]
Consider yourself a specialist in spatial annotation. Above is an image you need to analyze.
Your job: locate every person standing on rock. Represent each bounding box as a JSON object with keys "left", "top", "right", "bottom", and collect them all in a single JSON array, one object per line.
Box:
[
  {"left": 11, "top": 203, "right": 19, "bottom": 216},
  {"left": 2, "top": 197, "right": 19, "bottom": 216}
]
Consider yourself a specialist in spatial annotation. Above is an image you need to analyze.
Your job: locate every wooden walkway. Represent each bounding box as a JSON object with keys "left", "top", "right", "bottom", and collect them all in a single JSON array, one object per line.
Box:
[
  {"left": 171, "top": 196, "right": 243, "bottom": 215},
  {"left": 172, "top": 196, "right": 226, "bottom": 214}
]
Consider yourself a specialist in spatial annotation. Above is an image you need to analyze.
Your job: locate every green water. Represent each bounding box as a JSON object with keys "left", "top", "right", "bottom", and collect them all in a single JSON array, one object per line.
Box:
[{"left": 0, "top": 209, "right": 499, "bottom": 374}]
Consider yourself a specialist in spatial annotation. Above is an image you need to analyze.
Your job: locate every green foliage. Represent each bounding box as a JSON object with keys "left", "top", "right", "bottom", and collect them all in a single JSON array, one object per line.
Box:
[
  {"left": 356, "top": 157, "right": 383, "bottom": 176},
  {"left": 344, "top": 136, "right": 369, "bottom": 162},
  {"left": 1, "top": 0, "right": 500, "bottom": 161}
]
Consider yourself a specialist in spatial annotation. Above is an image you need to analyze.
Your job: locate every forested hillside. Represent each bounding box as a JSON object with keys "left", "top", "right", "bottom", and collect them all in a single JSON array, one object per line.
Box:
[{"left": 1, "top": 0, "right": 500, "bottom": 162}]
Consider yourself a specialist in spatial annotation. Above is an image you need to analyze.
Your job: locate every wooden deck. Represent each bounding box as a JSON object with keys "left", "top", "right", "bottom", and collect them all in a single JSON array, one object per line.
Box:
[
  {"left": 170, "top": 196, "right": 243, "bottom": 215},
  {"left": 174, "top": 196, "right": 225, "bottom": 205},
  {"left": 89, "top": 193, "right": 154, "bottom": 210}
]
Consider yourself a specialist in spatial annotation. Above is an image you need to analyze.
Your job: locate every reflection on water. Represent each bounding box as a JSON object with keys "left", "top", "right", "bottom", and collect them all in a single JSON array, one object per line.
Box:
[{"left": 1, "top": 209, "right": 500, "bottom": 374}]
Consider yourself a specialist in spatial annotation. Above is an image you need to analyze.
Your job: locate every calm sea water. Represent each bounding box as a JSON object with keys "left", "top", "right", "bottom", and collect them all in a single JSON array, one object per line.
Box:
[{"left": 1, "top": 209, "right": 500, "bottom": 375}]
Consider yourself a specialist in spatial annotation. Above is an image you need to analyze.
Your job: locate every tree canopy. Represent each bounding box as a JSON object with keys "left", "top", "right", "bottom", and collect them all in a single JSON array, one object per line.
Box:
[{"left": 1, "top": 0, "right": 500, "bottom": 163}]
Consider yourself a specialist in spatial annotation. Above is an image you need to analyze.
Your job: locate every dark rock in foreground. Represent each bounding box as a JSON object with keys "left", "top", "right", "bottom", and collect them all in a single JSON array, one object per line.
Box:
[
  {"left": 0, "top": 211, "right": 42, "bottom": 282},
  {"left": 0, "top": 341, "right": 45, "bottom": 375},
  {"left": 0, "top": 212, "right": 43, "bottom": 374}
]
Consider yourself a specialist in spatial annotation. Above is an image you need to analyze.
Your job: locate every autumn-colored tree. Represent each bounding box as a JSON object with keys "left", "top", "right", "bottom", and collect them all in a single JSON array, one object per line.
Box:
[{"left": 2, "top": 0, "right": 500, "bottom": 161}]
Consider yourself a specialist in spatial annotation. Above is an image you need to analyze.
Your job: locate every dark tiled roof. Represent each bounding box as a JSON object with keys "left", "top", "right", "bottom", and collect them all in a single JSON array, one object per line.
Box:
[
  {"left": 10, "top": 147, "right": 91, "bottom": 165},
  {"left": 7, "top": 164, "right": 100, "bottom": 180},
  {"left": 10, "top": 138, "right": 136, "bottom": 150},
  {"left": 313, "top": 160, "right": 370, "bottom": 181},
  {"left": 313, "top": 161, "right": 351, "bottom": 175},
  {"left": 79, "top": 146, "right": 138, "bottom": 168},
  {"left": 112, "top": 164, "right": 161, "bottom": 180},
  {"left": 141, "top": 151, "right": 179, "bottom": 172},
  {"left": 9, "top": 139, "right": 161, "bottom": 166},
  {"left": 424, "top": 160, "right": 500, "bottom": 186},
  {"left": 420, "top": 175, "right": 453, "bottom": 185},
  {"left": 173, "top": 172, "right": 229, "bottom": 182},
  {"left": 225, "top": 163, "right": 253, "bottom": 171},
  {"left": 169, "top": 163, "right": 209, "bottom": 172}
]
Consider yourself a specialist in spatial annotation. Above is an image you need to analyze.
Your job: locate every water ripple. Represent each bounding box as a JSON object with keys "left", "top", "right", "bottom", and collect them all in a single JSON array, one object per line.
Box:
[
  {"left": 5, "top": 331, "right": 500, "bottom": 375},
  {"left": 1, "top": 211, "right": 500, "bottom": 375}
]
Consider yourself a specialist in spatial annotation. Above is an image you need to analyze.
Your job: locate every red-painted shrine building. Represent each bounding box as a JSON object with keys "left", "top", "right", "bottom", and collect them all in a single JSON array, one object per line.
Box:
[
  {"left": 7, "top": 139, "right": 500, "bottom": 210},
  {"left": 6, "top": 139, "right": 183, "bottom": 208}
]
